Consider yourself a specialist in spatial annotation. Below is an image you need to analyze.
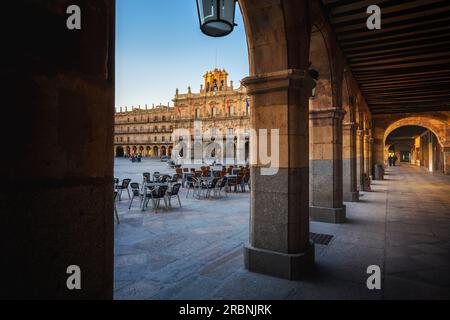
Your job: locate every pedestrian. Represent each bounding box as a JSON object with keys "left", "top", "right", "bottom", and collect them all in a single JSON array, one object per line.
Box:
[{"left": 388, "top": 156, "right": 392, "bottom": 166}]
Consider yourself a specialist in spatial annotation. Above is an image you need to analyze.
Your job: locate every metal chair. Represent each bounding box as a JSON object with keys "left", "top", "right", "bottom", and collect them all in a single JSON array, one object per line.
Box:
[
  {"left": 186, "top": 176, "right": 198, "bottom": 198},
  {"left": 117, "top": 178, "right": 131, "bottom": 200},
  {"left": 215, "top": 177, "right": 228, "bottom": 198},
  {"left": 128, "top": 182, "right": 142, "bottom": 210},
  {"left": 144, "top": 185, "right": 169, "bottom": 213},
  {"left": 114, "top": 191, "right": 120, "bottom": 224},
  {"left": 203, "top": 177, "right": 219, "bottom": 198},
  {"left": 166, "top": 183, "right": 182, "bottom": 208}
]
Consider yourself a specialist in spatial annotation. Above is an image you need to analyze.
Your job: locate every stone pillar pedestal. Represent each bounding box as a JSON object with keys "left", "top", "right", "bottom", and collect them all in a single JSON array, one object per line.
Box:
[
  {"left": 242, "top": 69, "right": 315, "bottom": 280},
  {"left": 310, "top": 109, "right": 346, "bottom": 223},
  {"left": 343, "top": 122, "right": 359, "bottom": 202}
]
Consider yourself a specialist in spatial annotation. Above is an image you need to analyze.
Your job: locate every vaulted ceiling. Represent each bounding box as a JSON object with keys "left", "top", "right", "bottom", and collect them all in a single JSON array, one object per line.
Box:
[{"left": 322, "top": 0, "right": 450, "bottom": 114}]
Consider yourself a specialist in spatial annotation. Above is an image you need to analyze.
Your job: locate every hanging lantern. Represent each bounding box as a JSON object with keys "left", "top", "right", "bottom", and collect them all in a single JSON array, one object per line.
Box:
[{"left": 196, "top": 0, "right": 237, "bottom": 37}]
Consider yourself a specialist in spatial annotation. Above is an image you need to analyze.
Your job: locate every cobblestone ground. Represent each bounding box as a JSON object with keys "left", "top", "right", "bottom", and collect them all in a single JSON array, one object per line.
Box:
[{"left": 114, "top": 159, "right": 450, "bottom": 299}]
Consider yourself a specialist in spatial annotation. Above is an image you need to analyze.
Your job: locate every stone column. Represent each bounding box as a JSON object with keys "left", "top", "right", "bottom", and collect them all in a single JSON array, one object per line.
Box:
[
  {"left": 356, "top": 129, "right": 365, "bottom": 191},
  {"left": 310, "top": 109, "right": 346, "bottom": 223},
  {"left": 1, "top": 1, "right": 115, "bottom": 299},
  {"left": 364, "top": 133, "right": 370, "bottom": 177},
  {"left": 242, "top": 69, "right": 315, "bottom": 280},
  {"left": 428, "top": 133, "right": 434, "bottom": 172},
  {"left": 342, "top": 122, "right": 359, "bottom": 202},
  {"left": 369, "top": 138, "right": 374, "bottom": 179},
  {"left": 444, "top": 147, "right": 450, "bottom": 175}
]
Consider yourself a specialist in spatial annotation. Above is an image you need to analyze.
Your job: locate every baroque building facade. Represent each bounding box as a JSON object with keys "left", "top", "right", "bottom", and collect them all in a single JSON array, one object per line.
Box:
[
  {"left": 114, "top": 104, "right": 175, "bottom": 158},
  {"left": 114, "top": 69, "right": 251, "bottom": 163}
]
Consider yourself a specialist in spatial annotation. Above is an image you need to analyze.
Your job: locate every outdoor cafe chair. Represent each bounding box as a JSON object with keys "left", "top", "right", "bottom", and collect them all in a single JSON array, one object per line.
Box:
[
  {"left": 117, "top": 178, "right": 131, "bottom": 200},
  {"left": 215, "top": 177, "right": 228, "bottom": 198},
  {"left": 146, "top": 185, "right": 169, "bottom": 213},
  {"left": 114, "top": 191, "right": 120, "bottom": 224},
  {"left": 153, "top": 172, "right": 161, "bottom": 180},
  {"left": 114, "top": 178, "right": 119, "bottom": 190},
  {"left": 159, "top": 174, "right": 171, "bottom": 183},
  {"left": 242, "top": 171, "right": 251, "bottom": 192},
  {"left": 128, "top": 183, "right": 142, "bottom": 210},
  {"left": 204, "top": 177, "right": 219, "bottom": 198},
  {"left": 185, "top": 176, "right": 198, "bottom": 198},
  {"left": 227, "top": 175, "right": 243, "bottom": 193},
  {"left": 165, "top": 183, "right": 182, "bottom": 208}
]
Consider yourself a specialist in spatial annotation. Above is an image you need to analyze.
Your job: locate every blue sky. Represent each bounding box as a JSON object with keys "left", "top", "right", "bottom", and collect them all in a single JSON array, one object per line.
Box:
[{"left": 115, "top": 0, "right": 249, "bottom": 110}]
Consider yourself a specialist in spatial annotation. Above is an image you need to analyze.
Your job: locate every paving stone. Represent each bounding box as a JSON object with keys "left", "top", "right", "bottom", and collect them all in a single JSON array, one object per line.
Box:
[{"left": 114, "top": 160, "right": 450, "bottom": 300}]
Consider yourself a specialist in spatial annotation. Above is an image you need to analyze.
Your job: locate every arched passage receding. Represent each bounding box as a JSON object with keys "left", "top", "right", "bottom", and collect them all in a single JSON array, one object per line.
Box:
[
  {"left": 373, "top": 114, "right": 450, "bottom": 175},
  {"left": 385, "top": 125, "right": 444, "bottom": 173},
  {"left": 383, "top": 117, "right": 446, "bottom": 148}
]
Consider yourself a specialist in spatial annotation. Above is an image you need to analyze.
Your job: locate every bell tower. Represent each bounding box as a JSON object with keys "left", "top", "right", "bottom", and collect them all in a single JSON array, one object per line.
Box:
[{"left": 203, "top": 68, "right": 229, "bottom": 92}]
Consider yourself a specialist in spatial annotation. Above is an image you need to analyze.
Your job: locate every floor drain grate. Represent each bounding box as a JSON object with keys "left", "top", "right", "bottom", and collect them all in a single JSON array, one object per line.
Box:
[{"left": 310, "top": 232, "right": 333, "bottom": 245}]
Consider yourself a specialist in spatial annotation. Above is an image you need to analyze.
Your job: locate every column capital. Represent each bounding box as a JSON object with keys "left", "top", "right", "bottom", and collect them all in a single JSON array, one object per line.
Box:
[
  {"left": 309, "top": 108, "right": 345, "bottom": 120},
  {"left": 242, "top": 69, "right": 315, "bottom": 95},
  {"left": 356, "top": 129, "right": 366, "bottom": 136},
  {"left": 343, "top": 122, "right": 357, "bottom": 130}
]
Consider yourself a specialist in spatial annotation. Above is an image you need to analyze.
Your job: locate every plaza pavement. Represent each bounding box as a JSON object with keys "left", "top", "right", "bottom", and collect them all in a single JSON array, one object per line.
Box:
[{"left": 114, "top": 159, "right": 450, "bottom": 299}]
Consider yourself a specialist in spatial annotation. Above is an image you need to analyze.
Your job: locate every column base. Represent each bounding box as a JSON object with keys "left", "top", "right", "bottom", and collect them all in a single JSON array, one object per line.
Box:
[
  {"left": 244, "top": 241, "right": 315, "bottom": 280},
  {"left": 358, "top": 184, "right": 371, "bottom": 192},
  {"left": 310, "top": 205, "right": 346, "bottom": 223},
  {"left": 343, "top": 191, "right": 359, "bottom": 202}
]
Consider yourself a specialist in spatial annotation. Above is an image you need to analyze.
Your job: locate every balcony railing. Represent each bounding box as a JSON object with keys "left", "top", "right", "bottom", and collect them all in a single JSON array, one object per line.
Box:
[
  {"left": 115, "top": 141, "right": 173, "bottom": 145},
  {"left": 114, "top": 129, "right": 174, "bottom": 134}
]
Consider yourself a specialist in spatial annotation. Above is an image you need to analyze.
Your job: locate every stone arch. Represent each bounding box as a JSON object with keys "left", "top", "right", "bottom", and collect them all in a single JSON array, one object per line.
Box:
[
  {"left": 153, "top": 146, "right": 159, "bottom": 158},
  {"left": 116, "top": 146, "right": 124, "bottom": 157},
  {"left": 309, "top": 25, "right": 333, "bottom": 111},
  {"left": 160, "top": 146, "right": 167, "bottom": 156},
  {"left": 383, "top": 117, "right": 447, "bottom": 148},
  {"left": 239, "top": 0, "right": 311, "bottom": 75},
  {"left": 342, "top": 73, "right": 354, "bottom": 122}
]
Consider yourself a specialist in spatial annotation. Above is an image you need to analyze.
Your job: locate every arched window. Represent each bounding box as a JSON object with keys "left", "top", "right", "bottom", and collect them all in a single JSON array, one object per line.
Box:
[{"left": 195, "top": 108, "right": 200, "bottom": 119}]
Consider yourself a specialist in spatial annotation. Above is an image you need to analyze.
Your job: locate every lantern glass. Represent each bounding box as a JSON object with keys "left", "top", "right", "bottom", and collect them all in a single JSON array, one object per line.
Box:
[{"left": 197, "top": 0, "right": 237, "bottom": 37}]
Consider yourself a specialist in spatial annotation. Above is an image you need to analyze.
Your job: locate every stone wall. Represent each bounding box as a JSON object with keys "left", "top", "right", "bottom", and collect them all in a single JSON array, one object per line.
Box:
[{"left": 0, "top": 1, "right": 115, "bottom": 299}]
